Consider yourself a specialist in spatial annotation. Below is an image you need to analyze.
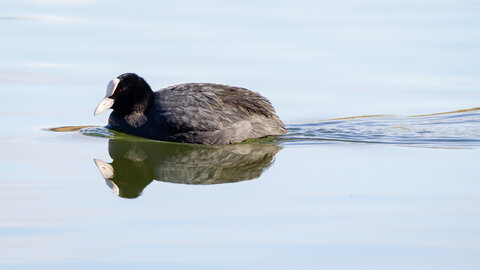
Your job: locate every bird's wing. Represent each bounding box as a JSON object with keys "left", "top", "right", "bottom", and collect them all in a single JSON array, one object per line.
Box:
[{"left": 154, "top": 83, "right": 282, "bottom": 133}]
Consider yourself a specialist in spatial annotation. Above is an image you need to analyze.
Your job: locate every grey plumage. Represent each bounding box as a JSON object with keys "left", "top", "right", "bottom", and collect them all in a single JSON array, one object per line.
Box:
[{"left": 153, "top": 83, "right": 286, "bottom": 144}]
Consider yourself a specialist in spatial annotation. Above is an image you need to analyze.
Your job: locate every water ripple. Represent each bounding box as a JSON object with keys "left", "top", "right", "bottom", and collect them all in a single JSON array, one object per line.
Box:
[{"left": 280, "top": 108, "right": 480, "bottom": 148}]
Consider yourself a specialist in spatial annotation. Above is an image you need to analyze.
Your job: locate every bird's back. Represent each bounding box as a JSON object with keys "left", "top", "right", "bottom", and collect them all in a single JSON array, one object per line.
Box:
[{"left": 152, "top": 83, "right": 286, "bottom": 144}]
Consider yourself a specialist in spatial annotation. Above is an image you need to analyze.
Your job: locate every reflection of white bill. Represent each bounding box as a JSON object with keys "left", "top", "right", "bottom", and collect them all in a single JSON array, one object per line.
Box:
[
  {"left": 93, "top": 159, "right": 119, "bottom": 197},
  {"left": 93, "top": 159, "right": 114, "bottom": 179}
]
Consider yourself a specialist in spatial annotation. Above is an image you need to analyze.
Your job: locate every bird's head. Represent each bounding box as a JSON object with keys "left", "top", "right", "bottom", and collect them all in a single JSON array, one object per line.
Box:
[{"left": 94, "top": 73, "right": 153, "bottom": 116}]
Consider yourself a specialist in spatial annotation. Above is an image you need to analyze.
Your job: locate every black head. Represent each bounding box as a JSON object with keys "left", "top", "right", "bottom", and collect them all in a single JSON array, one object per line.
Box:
[{"left": 94, "top": 73, "right": 154, "bottom": 116}]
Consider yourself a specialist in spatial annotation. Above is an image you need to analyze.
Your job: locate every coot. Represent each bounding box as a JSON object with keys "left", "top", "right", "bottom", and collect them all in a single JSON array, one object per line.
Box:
[{"left": 94, "top": 73, "right": 286, "bottom": 144}]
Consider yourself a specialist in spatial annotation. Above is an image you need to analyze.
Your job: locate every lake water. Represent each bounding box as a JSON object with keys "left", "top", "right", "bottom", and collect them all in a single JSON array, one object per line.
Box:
[{"left": 1, "top": 0, "right": 480, "bottom": 269}]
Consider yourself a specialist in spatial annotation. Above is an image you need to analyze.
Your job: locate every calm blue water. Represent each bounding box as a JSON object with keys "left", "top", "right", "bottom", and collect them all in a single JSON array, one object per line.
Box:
[{"left": 1, "top": 0, "right": 480, "bottom": 269}]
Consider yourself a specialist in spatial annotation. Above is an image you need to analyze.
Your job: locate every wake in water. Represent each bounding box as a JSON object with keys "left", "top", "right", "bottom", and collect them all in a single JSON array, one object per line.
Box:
[
  {"left": 49, "top": 108, "right": 480, "bottom": 149},
  {"left": 282, "top": 108, "right": 480, "bottom": 148}
]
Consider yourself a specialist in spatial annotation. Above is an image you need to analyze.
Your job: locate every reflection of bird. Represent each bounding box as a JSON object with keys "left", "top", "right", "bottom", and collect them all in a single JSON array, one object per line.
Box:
[
  {"left": 94, "top": 73, "right": 286, "bottom": 144},
  {"left": 94, "top": 138, "right": 282, "bottom": 198}
]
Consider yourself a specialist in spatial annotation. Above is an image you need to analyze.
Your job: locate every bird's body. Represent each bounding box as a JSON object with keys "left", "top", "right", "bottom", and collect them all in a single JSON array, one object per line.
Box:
[{"left": 95, "top": 73, "right": 286, "bottom": 144}]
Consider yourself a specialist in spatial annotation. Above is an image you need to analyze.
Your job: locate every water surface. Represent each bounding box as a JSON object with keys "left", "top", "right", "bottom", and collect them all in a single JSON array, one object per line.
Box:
[{"left": 1, "top": 0, "right": 480, "bottom": 269}]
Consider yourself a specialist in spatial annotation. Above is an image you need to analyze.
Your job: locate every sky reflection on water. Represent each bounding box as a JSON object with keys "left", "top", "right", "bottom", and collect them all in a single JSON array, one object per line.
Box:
[{"left": 1, "top": 0, "right": 480, "bottom": 269}]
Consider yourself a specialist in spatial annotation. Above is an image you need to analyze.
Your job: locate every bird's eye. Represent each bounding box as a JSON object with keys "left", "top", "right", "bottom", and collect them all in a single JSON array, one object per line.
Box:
[{"left": 118, "top": 89, "right": 123, "bottom": 93}]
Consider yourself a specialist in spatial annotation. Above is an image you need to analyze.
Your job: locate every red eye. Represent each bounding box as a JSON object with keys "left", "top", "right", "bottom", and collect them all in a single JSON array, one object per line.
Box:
[{"left": 118, "top": 89, "right": 123, "bottom": 93}]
